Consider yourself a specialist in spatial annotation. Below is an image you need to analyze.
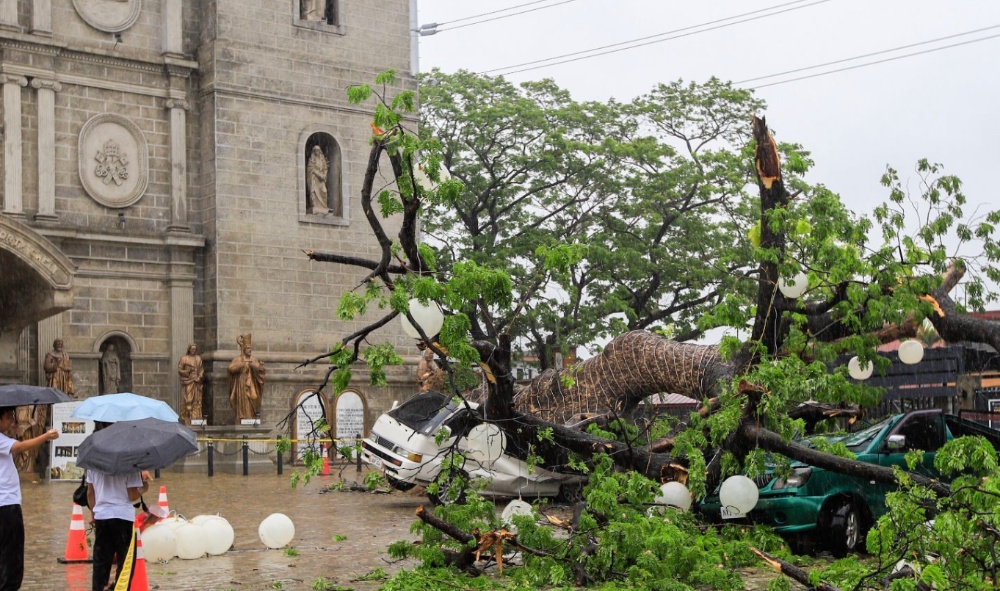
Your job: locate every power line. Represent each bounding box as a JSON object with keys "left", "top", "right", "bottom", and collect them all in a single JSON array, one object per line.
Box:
[
  {"left": 436, "top": 0, "right": 583, "bottom": 33},
  {"left": 436, "top": 0, "right": 558, "bottom": 25},
  {"left": 747, "top": 32, "right": 1000, "bottom": 89},
  {"left": 737, "top": 24, "right": 1000, "bottom": 84},
  {"left": 482, "top": 0, "right": 832, "bottom": 76}
]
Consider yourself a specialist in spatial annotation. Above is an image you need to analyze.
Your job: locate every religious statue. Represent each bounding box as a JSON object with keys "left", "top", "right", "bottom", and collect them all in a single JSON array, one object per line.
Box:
[
  {"left": 13, "top": 406, "right": 43, "bottom": 472},
  {"left": 302, "top": 0, "right": 326, "bottom": 22},
  {"left": 416, "top": 341, "right": 445, "bottom": 392},
  {"left": 228, "top": 334, "right": 266, "bottom": 423},
  {"left": 178, "top": 343, "right": 205, "bottom": 425},
  {"left": 306, "top": 145, "right": 329, "bottom": 212},
  {"left": 100, "top": 344, "right": 121, "bottom": 394},
  {"left": 44, "top": 339, "right": 75, "bottom": 397}
]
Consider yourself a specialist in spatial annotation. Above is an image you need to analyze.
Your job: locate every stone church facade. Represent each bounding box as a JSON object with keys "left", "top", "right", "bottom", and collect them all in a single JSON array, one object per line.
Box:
[{"left": 0, "top": 0, "right": 419, "bottom": 429}]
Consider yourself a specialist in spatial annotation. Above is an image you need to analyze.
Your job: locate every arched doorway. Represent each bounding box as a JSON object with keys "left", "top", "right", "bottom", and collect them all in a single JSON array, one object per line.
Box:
[{"left": 0, "top": 216, "right": 75, "bottom": 385}]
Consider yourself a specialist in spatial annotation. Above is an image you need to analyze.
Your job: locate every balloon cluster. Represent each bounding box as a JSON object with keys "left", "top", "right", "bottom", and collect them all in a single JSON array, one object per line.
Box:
[{"left": 141, "top": 511, "right": 295, "bottom": 562}]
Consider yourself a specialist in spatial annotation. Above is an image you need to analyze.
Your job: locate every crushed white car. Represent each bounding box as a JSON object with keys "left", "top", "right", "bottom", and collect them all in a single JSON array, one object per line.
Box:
[{"left": 361, "top": 391, "right": 585, "bottom": 504}]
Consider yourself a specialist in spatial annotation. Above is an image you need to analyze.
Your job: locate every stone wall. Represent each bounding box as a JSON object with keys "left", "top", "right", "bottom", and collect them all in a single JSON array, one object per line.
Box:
[{"left": 0, "top": 0, "right": 422, "bottom": 430}]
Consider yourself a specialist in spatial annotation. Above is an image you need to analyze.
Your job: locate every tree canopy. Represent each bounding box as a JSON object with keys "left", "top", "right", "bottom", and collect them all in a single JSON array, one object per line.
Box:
[{"left": 303, "top": 70, "right": 1000, "bottom": 591}]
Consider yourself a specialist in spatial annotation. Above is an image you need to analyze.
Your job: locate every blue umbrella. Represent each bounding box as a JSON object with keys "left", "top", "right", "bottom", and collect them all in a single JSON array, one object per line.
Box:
[
  {"left": 71, "top": 392, "right": 179, "bottom": 423},
  {"left": 0, "top": 384, "right": 73, "bottom": 407},
  {"left": 77, "top": 418, "right": 197, "bottom": 474}
]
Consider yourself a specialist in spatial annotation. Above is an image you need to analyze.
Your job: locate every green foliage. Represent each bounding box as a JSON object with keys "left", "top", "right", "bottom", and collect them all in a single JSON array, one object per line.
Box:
[
  {"left": 395, "top": 454, "right": 797, "bottom": 590},
  {"left": 353, "top": 567, "right": 388, "bottom": 582},
  {"left": 362, "top": 343, "right": 404, "bottom": 387},
  {"left": 332, "top": 534, "right": 347, "bottom": 542},
  {"left": 363, "top": 471, "right": 386, "bottom": 490},
  {"left": 283, "top": 548, "right": 298, "bottom": 557}
]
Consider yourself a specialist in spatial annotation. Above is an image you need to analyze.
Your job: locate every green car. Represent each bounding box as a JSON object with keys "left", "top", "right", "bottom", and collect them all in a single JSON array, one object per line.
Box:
[{"left": 700, "top": 409, "right": 995, "bottom": 556}]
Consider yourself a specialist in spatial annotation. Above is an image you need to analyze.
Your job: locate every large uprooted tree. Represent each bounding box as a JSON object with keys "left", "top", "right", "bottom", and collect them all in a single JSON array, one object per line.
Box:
[{"left": 303, "top": 71, "right": 1000, "bottom": 591}]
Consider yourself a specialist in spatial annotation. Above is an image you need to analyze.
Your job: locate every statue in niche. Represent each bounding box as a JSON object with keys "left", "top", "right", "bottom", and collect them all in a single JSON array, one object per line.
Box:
[
  {"left": 306, "top": 145, "right": 329, "bottom": 212},
  {"left": 100, "top": 344, "right": 121, "bottom": 394},
  {"left": 228, "top": 334, "right": 266, "bottom": 423},
  {"left": 302, "top": 0, "right": 327, "bottom": 22},
  {"left": 178, "top": 343, "right": 205, "bottom": 425}
]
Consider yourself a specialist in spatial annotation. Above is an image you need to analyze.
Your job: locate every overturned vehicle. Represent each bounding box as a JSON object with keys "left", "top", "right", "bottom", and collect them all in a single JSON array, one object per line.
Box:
[{"left": 361, "top": 390, "right": 585, "bottom": 504}]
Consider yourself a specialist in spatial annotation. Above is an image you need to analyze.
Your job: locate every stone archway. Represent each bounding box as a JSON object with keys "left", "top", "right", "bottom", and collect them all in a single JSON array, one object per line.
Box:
[
  {"left": 0, "top": 216, "right": 75, "bottom": 384},
  {"left": 0, "top": 216, "right": 75, "bottom": 334}
]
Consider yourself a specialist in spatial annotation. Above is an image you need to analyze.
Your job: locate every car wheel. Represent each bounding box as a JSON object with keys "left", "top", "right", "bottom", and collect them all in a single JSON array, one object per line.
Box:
[
  {"left": 826, "top": 500, "right": 862, "bottom": 557},
  {"left": 428, "top": 470, "right": 469, "bottom": 506}
]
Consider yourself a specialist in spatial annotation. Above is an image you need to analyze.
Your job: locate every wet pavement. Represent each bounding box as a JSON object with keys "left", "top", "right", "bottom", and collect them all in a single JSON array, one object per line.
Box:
[{"left": 18, "top": 468, "right": 423, "bottom": 591}]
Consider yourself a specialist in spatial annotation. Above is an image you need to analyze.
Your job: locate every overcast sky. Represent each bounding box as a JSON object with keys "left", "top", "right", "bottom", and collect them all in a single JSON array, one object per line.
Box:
[{"left": 416, "top": 0, "right": 999, "bottom": 239}]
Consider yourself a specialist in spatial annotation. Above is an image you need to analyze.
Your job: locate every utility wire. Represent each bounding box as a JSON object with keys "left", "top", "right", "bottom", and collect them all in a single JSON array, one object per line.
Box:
[
  {"left": 738, "top": 23, "right": 1000, "bottom": 84},
  {"left": 748, "top": 31, "right": 1000, "bottom": 89},
  {"left": 436, "top": 0, "right": 582, "bottom": 33},
  {"left": 482, "top": 0, "right": 832, "bottom": 75}
]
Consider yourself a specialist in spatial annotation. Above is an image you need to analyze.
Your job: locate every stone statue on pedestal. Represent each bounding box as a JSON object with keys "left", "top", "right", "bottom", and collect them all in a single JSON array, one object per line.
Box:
[
  {"left": 228, "top": 334, "right": 265, "bottom": 423},
  {"left": 178, "top": 343, "right": 205, "bottom": 425}
]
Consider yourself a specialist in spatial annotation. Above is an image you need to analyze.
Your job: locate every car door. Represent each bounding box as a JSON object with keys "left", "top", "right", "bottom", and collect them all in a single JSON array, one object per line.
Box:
[{"left": 872, "top": 410, "right": 946, "bottom": 513}]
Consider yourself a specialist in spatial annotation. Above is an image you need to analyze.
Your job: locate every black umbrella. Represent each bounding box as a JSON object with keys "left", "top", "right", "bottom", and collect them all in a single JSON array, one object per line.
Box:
[
  {"left": 77, "top": 418, "right": 198, "bottom": 474},
  {"left": 0, "top": 384, "right": 73, "bottom": 407}
]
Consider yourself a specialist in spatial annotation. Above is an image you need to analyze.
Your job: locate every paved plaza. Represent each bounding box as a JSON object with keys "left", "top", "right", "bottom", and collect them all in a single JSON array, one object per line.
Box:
[{"left": 19, "top": 469, "right": 422, "bottom": 591}]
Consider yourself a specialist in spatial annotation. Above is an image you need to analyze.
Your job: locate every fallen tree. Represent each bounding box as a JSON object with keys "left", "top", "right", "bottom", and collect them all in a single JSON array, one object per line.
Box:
[{"left": 300, "top": 72, "right": 1000, "bottom": 590}]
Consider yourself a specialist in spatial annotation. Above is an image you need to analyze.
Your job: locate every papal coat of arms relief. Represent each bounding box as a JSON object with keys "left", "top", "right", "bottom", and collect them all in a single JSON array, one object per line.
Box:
[
  {"left": 72, "top": 0, "right": 142, "bottom": 33},
  {"left": 78, "top": 114, "right": 148, "bottom": 208},
  {"left": 94, "top": 140, "right": 129, "bottom": 186}
]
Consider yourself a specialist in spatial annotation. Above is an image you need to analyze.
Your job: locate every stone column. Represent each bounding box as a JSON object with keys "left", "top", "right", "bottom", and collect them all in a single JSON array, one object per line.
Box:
[
  {"left": 2, "top": 75, "right": 28, "bottom": 216},
  {"left": 165, "top": 99, "right": 190, "bottom": 231},
  {"left": 162, "top": 0, "right": 183, "bottom": 56},
  {"left": 30, "top": 0, "right": 51, "bottom": 35},
  {"left": 0, "top": 0, "right": 17, "bottom": 29},
  {"left": 31, "top": 78, "right": 61, "bottom": 221}
]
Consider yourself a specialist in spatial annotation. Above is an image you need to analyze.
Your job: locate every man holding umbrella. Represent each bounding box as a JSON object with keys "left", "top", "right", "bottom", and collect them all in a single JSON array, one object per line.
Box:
[
  {"left": 0, "top": 406, "right": 59, "bottom": 591},
  {"left": 84, "top": 422, "right": 150, "bottom": 591}
]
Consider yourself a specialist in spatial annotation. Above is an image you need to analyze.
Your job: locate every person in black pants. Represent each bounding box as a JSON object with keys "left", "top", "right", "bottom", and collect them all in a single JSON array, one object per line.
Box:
[
  {"left": 0, "top": 406, "right": 59, "bottom": 591},
  {"left": 85, "top": 423, "right": 148, "bottom": 591}
]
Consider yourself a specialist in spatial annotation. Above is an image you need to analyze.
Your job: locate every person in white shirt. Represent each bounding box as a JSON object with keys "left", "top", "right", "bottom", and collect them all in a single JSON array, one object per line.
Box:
[
  {"left": 85, "top": 422, "right": 149, "bottom": 591},
  {"left": 0, "top": 406, "right": 59, "bottom": 591}
]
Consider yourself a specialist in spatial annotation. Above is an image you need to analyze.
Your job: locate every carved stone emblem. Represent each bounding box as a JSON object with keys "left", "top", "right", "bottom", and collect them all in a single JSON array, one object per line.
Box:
[
  {"left": 72, "top": 0, "right": 142, "bottom": 33},
  {"left": 94, "top": 140, "right": 129, "bottom": 186},
  {"left": 78, "top": 114, "right": 148, "bottom": 208}
]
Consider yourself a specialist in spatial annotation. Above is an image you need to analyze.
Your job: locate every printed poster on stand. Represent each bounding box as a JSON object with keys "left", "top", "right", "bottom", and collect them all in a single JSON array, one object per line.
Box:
[{"left": 49, "top": 401, "right": 94, "bottom": 482}]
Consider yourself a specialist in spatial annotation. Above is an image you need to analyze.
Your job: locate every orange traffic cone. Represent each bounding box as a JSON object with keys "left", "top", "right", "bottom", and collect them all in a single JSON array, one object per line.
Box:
[
  {"left": 57, "top": 503, "right": 91, "bottom": 564},
  {"left": 156, "top": 486, "right": 169, "bottom": 515},
  {"left": 129, "top": 528, "right": 150, "bottom": 591}
]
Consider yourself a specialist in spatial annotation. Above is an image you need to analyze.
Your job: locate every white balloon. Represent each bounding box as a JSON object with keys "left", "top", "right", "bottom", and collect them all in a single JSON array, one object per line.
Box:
[
  {"left": 465, "top": 423, "right": 505, "bottom": 463},
  {"left": 719, "top": 475, "right": 759, "bottom": 515},
  {"left": 500, "top": 499, "right": 533, "bottom": 532},
  {"left": 259, "top": 513, "right": 295, "bottom": 549},
  {"left": 201, "top": 516, "right": 235, "bottom": 556},
  {"left": 191, "top": 514, "right": 223, "bottom": 526},
  {"left": 777, "top": 272, "right": 809, "bottom": 299},
  {"left": 848, "top": 356, "right": 874, "bottom": 380},
  {"left": 400, "top": 298, "right": 444, "bottom": 339},
  {"left": 174, "top": 522, "right": 208, "bottom": 560},
  {"left": 141, "top": 523, "right": 177, "bottom": 563},
  {"left": 655, "top": 481, "right": 692, "bottom": 512},
  {"left": 160, "top": 515, "right": 188, "bottom": 532},
  {"left": 413, "top": 163, "right": 450, "bottom": 192},
  {"left": 898, "top": 340, "right": 924, "bottom": 365}
]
